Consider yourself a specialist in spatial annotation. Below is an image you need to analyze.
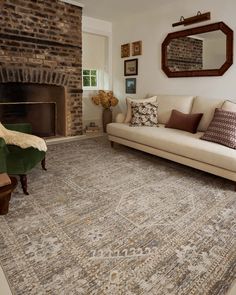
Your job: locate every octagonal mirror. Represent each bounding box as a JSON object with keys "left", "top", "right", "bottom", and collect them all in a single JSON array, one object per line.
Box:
[{"left": 162, "top": 22, "right": 233, "bottom": 77}]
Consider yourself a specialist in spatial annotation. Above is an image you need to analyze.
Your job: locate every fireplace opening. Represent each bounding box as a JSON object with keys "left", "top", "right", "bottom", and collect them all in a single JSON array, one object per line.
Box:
[{"left": 0, "top": 83, "right": 66, "bottom": 138}]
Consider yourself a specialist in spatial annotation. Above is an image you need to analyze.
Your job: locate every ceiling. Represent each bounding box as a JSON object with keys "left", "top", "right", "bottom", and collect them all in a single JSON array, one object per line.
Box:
[{"left": 76, "top": 0, "right": 172, "bottom": 21}]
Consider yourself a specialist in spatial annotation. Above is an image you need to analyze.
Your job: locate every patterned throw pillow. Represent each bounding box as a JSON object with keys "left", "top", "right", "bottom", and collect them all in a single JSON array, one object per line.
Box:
[
  {"left": 201, "top": 108, "right": 236, "bottom": 149},
  {"left": 130, "top": 102, "right": 158, "bottom": 127},
  {"left": 124, "top": 96, "right": 157, "bottom": 123}
]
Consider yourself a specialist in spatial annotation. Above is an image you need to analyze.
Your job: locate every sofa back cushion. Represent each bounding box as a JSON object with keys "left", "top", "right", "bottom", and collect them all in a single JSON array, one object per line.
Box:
[
  {"left": 221, "top": 100, "right": 236, "bottom": 112},
  {"left": 156, "top": 95, "right": 195, "bottom": 124},
  {"left": 191, "top": 97, "right": 224, "bottom": 132}
]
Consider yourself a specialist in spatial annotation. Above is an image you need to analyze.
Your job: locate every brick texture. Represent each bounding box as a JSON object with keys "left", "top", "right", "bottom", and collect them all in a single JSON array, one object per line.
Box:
[
  {"left": 167, "top": 37, "right": 203, "bottom": 71},
  {"left": 0, "top": 0, "right": 83, "bottom": 136}
]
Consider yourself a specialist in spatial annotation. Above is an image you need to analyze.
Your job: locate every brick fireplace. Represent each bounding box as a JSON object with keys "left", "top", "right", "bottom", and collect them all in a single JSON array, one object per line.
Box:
[{"left": 0, "top": 0, "right": 83, "bottom": 136}]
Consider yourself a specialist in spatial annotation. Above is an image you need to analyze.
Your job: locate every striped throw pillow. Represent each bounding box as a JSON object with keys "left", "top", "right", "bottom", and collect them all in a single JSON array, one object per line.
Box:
[{"left": 201, "top": 108, "right": 236, "bottom": 149}]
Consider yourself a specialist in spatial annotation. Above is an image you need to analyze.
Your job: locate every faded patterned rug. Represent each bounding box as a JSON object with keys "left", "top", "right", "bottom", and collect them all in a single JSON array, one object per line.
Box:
[{"left": 0, "top": 137, "right": 235, "bottom": 295}]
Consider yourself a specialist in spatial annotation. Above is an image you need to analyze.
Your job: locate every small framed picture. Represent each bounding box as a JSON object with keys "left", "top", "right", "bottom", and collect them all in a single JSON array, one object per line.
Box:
[
  {"left": 124, "top": 58, "right": 138, "bottom": 76},
  {"left": 121, "top": 43, "right": 130, "bottom": 58},
  {"left": 126, "top": 78, "right": 136, "bottom": 94},
  {"left": 132, "top": 41, "right": 142, "bottom": 56}
]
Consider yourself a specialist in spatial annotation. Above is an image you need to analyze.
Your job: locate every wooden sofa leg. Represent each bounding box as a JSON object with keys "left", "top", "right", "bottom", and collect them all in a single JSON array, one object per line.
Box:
[
  {"left": 20, "top": 175, "right": 29, "bottom": 195},
  {"left": 110, "top": 141, "right": 114, "bottom": 148},
  {"left": 41, "top": 157, "right": 47, "bottom": 171}
]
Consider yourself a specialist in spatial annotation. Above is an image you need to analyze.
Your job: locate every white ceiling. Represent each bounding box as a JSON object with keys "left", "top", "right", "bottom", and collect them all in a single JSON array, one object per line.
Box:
[{"left": 76, "top": 0, "right": 172, "bottom": 22}]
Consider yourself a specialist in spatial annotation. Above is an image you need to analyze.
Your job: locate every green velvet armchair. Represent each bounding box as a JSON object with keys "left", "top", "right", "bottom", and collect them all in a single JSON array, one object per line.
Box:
[{"left": 0, "top": 124, "right": 46, "bottom": 195}]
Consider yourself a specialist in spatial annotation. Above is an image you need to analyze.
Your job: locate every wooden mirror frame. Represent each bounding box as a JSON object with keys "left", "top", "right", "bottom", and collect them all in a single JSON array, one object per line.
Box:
[{"left": 162, "top": 22, "right": 233, "bottom": 77}]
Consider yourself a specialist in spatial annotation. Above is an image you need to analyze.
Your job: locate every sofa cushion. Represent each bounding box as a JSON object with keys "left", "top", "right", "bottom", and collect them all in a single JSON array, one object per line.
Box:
[
  {"left": 165, "top": 110, "right": 203, "bottom": 133},
  {"left": 107, "top": 123, "right": 236, "bottom": 172},
  {"left": 130, "top": 102, "right": 158, "bottom": 127},
  {"left": 155, "top": 95, "right": 194, "bottom": 124},
  {"left": 201, "top": 108, "right": 236, "bottom": 149},
  {"left": 124, "top": 96, "right": 157, "bottom": 123},
  {"left": 191, "top": 97, "right": 224, "bottom": 131},
  {"left": 115, "top": 113, "right": 126, "bottom": 123},
  {"left": 222, "top": 100, "right": 236, "bottom": 112}
]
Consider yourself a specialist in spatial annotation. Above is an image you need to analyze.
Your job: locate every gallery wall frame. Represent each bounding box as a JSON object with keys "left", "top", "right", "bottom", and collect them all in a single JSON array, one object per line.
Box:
[
  {"left": 132, "top": 41, "right": 142, "bottom": 56},
  {"left": 121, "top": 43, "right": 130, "bottom": 58},
  {"left": 124, "top": 59, "right": 138, "bottom": 76},
  {"left": 126, "top": 78, "right": 136, "bottom": 94}
]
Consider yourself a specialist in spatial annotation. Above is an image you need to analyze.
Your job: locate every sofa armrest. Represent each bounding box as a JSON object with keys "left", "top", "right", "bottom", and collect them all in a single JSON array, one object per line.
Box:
[{"left": 115, "top": 113, "right": 125, "bottom": 123}]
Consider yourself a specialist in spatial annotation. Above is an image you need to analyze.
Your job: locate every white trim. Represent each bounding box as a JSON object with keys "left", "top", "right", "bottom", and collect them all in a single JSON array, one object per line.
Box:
[{"left": 59, "top": 0, "right": 84, "bottom": 8}]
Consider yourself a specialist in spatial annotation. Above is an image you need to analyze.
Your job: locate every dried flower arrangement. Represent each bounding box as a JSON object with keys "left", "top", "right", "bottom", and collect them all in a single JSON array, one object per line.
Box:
[{"left": 92, "top": 90, "right": 119, "bottom": 109}]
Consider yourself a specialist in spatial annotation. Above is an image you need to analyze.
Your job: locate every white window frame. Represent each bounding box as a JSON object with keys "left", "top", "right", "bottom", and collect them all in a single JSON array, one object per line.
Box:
[{"left": 83, "top": 69, "right": 99, "bottom": 90}]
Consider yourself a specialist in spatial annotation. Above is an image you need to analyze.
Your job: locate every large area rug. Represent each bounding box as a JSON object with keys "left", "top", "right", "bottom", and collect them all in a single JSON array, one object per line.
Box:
[{"left": 0, "top": 137, "right": 235, "bottom": 295}]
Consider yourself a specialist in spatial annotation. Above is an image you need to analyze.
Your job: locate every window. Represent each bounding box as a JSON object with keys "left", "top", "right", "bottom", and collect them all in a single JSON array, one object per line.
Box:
[{"left": 83, "top": 69, "right": 98, "bottom": 89}]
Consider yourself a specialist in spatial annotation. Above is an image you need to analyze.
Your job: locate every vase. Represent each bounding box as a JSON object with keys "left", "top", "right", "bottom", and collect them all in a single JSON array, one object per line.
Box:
[{"left": 102, "top": 108, "right": 112, "bottom": 132}]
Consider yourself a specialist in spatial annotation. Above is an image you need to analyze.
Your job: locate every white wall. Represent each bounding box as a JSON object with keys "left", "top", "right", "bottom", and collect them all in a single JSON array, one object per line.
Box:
[
  {"left": 112, "top": 0, "right": 236, "bottom": 115},
  {"left": 82, "top": 16, "right": 112, "bottom": 129}
]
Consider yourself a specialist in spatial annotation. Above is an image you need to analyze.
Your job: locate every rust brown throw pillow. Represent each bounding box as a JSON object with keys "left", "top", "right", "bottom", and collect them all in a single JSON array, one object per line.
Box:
[
  {"left": 201, "top": 108, "right": 236, "bottom": 149},
  {"left": 165, "top": 110, "right": 203, "bottom": 133}
]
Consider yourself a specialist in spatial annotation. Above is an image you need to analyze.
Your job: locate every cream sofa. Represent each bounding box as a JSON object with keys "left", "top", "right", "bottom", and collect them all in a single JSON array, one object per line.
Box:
[{"left": 107, "top": 95, "right": 236, "bottom": 188}]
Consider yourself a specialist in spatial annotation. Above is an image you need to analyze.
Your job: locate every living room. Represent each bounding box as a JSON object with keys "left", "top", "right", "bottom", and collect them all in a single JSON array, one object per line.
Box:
[{"left": 0, "top": 0, "right": 236, "bottom": 294}]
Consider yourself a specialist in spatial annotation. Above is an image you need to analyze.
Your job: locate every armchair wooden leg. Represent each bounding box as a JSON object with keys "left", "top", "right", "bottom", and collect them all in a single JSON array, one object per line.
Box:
[
  {"left": 110, "top": 141, "right": 114, "bottom": 148},
  {"left": 20, "top": 175, "right": 29, "bottom": 195},
  {"left": 41, "top": 157, "right": 47, "bottom": 171}
]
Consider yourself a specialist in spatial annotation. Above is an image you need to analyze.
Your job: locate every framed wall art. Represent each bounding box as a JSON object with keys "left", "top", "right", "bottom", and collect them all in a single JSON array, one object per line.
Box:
[
  {"left": 121, "top": 43, "right": 130, "bottom": 58},
  {"left": 132, "top": 41, "right": 142, "bottom": 56},
  {"left": 124, "top": 59, "right": 138, "bottom": 76},
  {"left": 126, "top": 78, "right": 136, "bottom": 94}
]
